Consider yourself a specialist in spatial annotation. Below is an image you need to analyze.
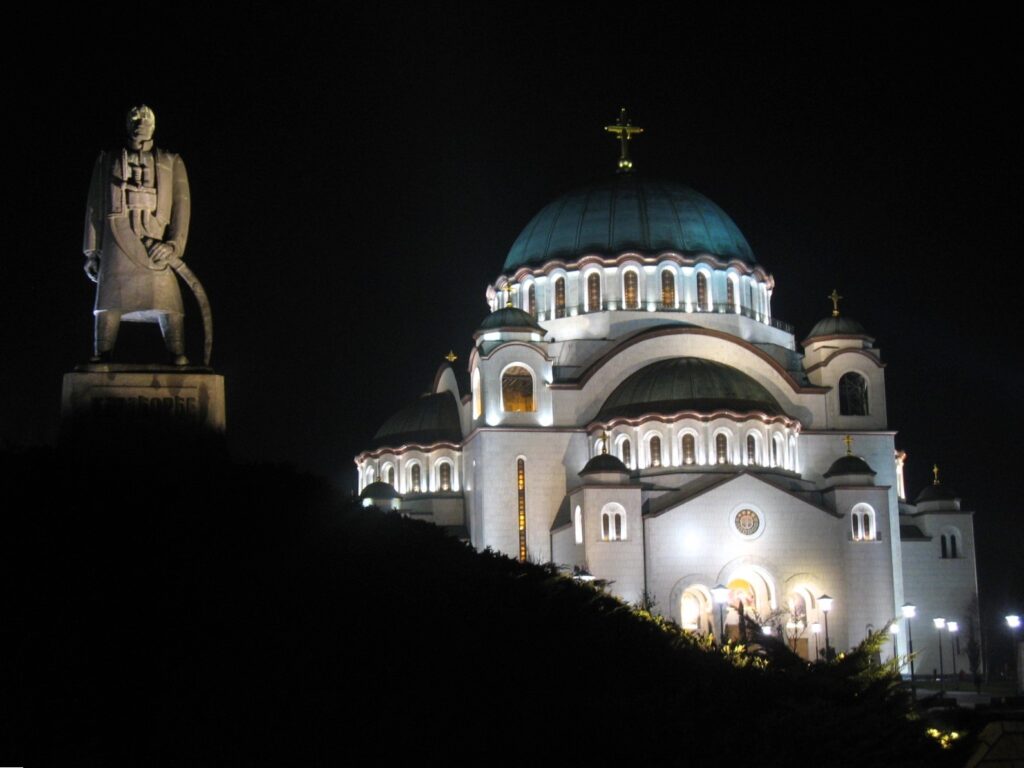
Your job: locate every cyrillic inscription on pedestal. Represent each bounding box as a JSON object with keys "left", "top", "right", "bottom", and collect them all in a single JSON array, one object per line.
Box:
[{"left": 62, "top": 367, "right": 226, "bottom": 433}]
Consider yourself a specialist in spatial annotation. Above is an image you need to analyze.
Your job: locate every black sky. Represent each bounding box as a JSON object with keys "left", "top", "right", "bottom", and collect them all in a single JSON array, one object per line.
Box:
[{"left": 3, "top": 10, "right": 1021, "bottom": 632}]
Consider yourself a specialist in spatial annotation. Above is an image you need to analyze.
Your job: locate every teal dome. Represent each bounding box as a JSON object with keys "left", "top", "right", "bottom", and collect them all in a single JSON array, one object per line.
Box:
[
  {"left": 805, "top": 315, "right": 869, "bottom": 341},
  {"left": 598, "top": 358, "right": 783, "bottom": 420},
  {"left": 504, "top": 175, "right": 756, "bottom": 273},
  {"left": 476, "top": 307, "right": 545, "bottom": 334}
]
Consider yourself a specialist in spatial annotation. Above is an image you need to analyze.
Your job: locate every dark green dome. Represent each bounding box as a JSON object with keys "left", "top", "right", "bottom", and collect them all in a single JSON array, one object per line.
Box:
[
  {"left": 597, "top": 358, "right": 784, "bottom": 420},
  {"left": 360, "top": 481, "right": 401, "bottom": 500},
  {"left": 579, "top": 453, "right": 629, "bottom": 476},
  {"left": 915, "top": 483, "right": 958, "bottom": 504},
  {"left": 823, "top": 455, "right": 876, "bottom": 478},
  {"left": 476, "top": 307, "right": 545, "bottom": 334},
  {"left": 805, "top": 315, "right": 869, "bottom": 340},
  {"left": 371, "top": 392, "right": 462, "bottom": 449},
  {"left": 504, "top": 176, "right": 756, "bottom": 273}
]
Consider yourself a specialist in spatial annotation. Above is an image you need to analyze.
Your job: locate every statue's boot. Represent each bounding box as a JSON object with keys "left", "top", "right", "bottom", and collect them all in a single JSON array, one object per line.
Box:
[
  {"left": 160, "top": 312, "right": 189, "bottom": 366},
  {"left": 92, "top": 310, "right": 121, "bottom": 362}
]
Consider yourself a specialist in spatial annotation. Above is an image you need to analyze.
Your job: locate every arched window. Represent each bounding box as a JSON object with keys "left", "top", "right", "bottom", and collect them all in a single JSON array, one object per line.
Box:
[
  {"left": 941, "top": 527, "right": 962, "bottom": 559},
  {"left": 601, "top": 504, "right": 626, "bottom": 541},
  {"left": 586, "top": 272, "right": 601, "bottom": 312},
  {"left": 682, "top": 434, "right": 696, "bottom": 465},
  {"left": 574, "top": 506, "right": 583, "bottom": 544},
  {"left": 649, "top": 435, "right": 662, "bottom": 468},
  {"left": 364, "top": 466, "right": 375, "bottom": 488},
  {"left": 501, "top": 365, "right": 535, "bottom": 412},
  {"left": 517, "top": 458, "right": 527, "bottom": 561},
  {"left": 621, "top": 438, "right": 632, "bottom": 469},
  {"left": 839, "top": 372, "right": 869, "bottom": 416},
  {"left": 727, "top": 277, "right": 735, "bottom": 308},
  {"left": 624, "top": 270, "right": 639, "bottom": 309},
  {"left": 697, "top": 272, "right": 709, "bottom": 310},
  {"left": 863, "top": 513, "right": 872, "bottom": 540},
  {"left": 852, "top": 513, "right": 862, "bottom": 541},
  {"left": 411, "top": 464, "right": 422, "bottom": 493},
  {"left": 661, "top": 270, "right": 675, "bottom": 307},
  {"left": 716, "top": 433, "right": 729, "bottom": 464},
  {"left": 951, "top": 534, "right": 958, "bottom": 558},
  {"left": 472, "top": 368, "right": 482, "bottom": 419},
  {"left": 852, "top": 503, "right": 875, "bottom": 542},
  {"left": 439, "top": 462, "right": 452, "bottom": 492},
  {"left": 771, "top": 435, "right": 782, "bottom": 467},
  {"left": 384, "top": 465, "right": 394, "bottom": 487},
  {"left": 526, "top": 283, "right": 536, "bottom": 317},
  {"left": 746, "top": 435, "right": 757, "bottom": 465},
  {"left": 748, "top": 282, "right": 755, "bottom": 313},
  {"left": 554, "top": 277, "right": 566, "bottom": 318},
  {"left": 941, "top": 534, "right": 948, "bottom": 559}
]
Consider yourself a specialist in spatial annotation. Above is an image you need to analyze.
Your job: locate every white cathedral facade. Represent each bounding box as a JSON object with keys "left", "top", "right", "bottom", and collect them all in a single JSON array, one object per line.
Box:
[{"left": 355, "top": 150, "right": 980, "bottom": 675}]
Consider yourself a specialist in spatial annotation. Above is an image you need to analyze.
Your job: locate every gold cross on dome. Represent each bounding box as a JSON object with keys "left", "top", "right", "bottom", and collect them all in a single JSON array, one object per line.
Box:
[
  {"left": 505, "top": 283, "right": 517, "bottom": 308},
  {"left": 933, "top": 464, "right": 940, "bottom": 485},
  {"left": 843, "top": 435, "right": 853, "bottom": 455},
  {"left": 605, "top": 108, "right": 644, "bottom": 172},
  {"left": 829, "top": 289, "right": 843, "bottom": 318},
  {"left": 445, "top": 350, "right": 458, "bottom": 363},
  {"left": 601, "top": 429, "right": 610, "bottom": 454}
]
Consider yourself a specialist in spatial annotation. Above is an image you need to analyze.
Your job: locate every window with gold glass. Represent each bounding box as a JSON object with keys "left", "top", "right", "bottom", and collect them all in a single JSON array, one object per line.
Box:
[
  {"left": 624, "top": 270, "right": 639, "bottom": 309},
  {"left": 501, "top": 365, "right": 535, "bottom": 412},
  {"left": 517, "top": 458, "right": 527, "bottom": 561},
  {"left": 716, "top": 433, "right": 729, "bottom": 464},
  {"left": 411, "top": 463, "right": 422, "bottom": 493},
  {"left": 649, "top": 435, "right": 662, "bottom": 467},
  {"left": 439, "top": 462, "right": 452, "bottom": 492},
  {"left": 554, "top": 277, "right": 566, "bottom": 318},
  {"left": 587, "top": 272, "right": 601, "bottom": 312},
  {"left": 526, "top": 284, "right": 536, "bottom": 317},
  {"left": 682, "top": 433, "right": 696, "bottom": 465},
  {"left": 697, "top": 272, "right": 708, "bottom": 309},
  {"left": 661, "top": 270, "right": 675, "bottom": 307}
]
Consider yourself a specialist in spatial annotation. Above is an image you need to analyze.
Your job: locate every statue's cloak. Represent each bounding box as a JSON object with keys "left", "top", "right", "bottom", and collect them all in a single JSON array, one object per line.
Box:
[{"left": 83, "top": 148, "right": 190, "bottom": 317}]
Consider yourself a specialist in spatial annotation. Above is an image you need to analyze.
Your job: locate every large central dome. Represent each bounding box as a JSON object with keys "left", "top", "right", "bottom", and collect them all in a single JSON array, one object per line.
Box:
[{"left": 504, "top": 175, "right": 756, "bottom": 273}]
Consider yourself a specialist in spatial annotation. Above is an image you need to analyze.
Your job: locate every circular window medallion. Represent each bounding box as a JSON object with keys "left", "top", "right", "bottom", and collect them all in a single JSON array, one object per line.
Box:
[{"left": 734, "top": 508, "right": 760, "bottom": 536}]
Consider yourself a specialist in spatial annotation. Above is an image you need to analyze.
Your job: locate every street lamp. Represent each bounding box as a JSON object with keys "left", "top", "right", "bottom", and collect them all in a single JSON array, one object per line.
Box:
[
  {"left": 902, "top": 603, "right": 917, "bottom": 698},
  {"left": 947, "top": 621, "right": 959, "bottom": 686},
  {"left": 933, "top": 617, "right": 946, "bottom": 694},
  {"left": 712, "top": 584, "right": 730, "bottom": 645},
  {"left": 811, "top": 622, "right": 822, "bottom": 661},
  {"left": 1007, "top": 614, "right": 1021, "bottom": 694},
  {"left": 819, "top": 594, "right": 834, "bottom": 660},
  {"left": 890, "top": 622, "right": 900, "bottom": 665}
]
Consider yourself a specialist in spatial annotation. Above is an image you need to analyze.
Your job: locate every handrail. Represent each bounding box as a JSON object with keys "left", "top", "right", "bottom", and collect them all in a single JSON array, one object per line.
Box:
[{"left": 526, "top": 302, "right": 794, "bottom": 333}]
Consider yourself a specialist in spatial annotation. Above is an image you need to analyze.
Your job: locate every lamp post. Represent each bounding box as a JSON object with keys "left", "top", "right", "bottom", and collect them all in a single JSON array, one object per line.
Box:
[
  {"left": 890, "top": 622, "right": 900, "bottom": 665},
  {"left": 933, "top": 617, "right": 946, "bottom": 694},
  {"left": 947, "top": 621, "right": 959, "bottom": 687},
  {"left": 811, "top": 622, "right": 822, "bottom": 661},
  {"left": 1007, "top": 614, "right": 1021, "bottom": 694},
  {"left": 712, "top": 584, "right": 730, "bottom": 645},
  {"left": 902, "top": 603, "right": 917, "bottom": 698},
  {"left": 819, "top": 594, "right": 834, "bottom": 660}
]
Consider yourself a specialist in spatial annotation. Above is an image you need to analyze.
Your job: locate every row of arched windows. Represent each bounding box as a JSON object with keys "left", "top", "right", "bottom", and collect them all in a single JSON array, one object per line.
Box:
[
  {"left": 506, "top": 265, "right": 771, "bottom": 321},
  {"left": 601, "top": 426, "right": 798, "bottom": 471},
  {"left": 360, "top": 456, "right": 458, "bottom": 494},
  {"left": 940, "top": 529, "right": 961, "bottom": 559}
]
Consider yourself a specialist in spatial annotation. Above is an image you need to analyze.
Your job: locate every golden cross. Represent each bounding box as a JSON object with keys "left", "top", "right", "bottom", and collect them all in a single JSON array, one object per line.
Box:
[
  {"left": 600, "top": 429, "right": 610, "bottom": 454},
  {"left": 445, "top": 350, "right": 458, "bottom": 363},
  {"left": 505, "top": 283, "right": 517, "bottom": 308},
  {"left": 604, "top": 108, "right": 644, "bottom": 172},
  {"left": 829, "top": 289, "right": 843, "bottom": 318},
  {"left": 932, "top": 463, "right": 940, "bottom": 485},
  {"left": 843, "top": 435, "right": 853, "bottom": 455}
]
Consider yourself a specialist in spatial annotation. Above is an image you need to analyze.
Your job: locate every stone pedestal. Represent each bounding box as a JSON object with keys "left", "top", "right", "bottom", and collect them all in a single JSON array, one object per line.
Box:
[{"left": 61, "top": 365, "right": 226, "bottom": 452}]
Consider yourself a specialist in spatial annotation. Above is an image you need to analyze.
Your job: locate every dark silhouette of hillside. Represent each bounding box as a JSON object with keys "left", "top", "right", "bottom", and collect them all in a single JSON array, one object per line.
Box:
[{"left": 0, "top": 448, "right": 961, "bottom": 765}]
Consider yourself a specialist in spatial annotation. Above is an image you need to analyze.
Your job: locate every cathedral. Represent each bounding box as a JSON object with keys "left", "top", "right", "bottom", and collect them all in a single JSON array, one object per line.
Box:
[{"left": 355, "top": 117, "right": 980, "bottom": 674}]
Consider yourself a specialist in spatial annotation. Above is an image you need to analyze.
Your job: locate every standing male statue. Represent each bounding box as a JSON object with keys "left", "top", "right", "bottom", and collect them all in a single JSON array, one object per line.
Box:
[{"left": 83, "top": 105, "right": 207, "bottom": 366}]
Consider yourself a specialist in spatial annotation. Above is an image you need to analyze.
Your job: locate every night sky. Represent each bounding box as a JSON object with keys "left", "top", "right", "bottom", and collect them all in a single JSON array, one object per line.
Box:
[{"left": 4, "top": 12, "right": 1021, "bottom": 635}]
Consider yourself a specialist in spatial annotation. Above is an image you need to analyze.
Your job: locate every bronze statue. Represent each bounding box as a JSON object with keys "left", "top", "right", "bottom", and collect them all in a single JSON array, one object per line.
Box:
[{"left": 83, "top": 105, "right": 212, "bottom": 366}]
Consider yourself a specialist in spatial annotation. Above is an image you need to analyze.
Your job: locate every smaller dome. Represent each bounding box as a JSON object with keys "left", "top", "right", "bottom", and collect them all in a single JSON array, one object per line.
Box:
[
  {"left": 579, "top": 453, "right": 629, "bottom": 476},
  {"left": 823, "top": 454, "right": 876, "bottom": 478},
  {"left": 915, "top": 483, "right": 958, "bottom": 504},
  {"left": 805, "top": 315, "right": 870, "bottom": 341},
  {"left": 476, "top": 307, "right": 546, "bottom": 335},
  {"left": 360, "top": 481, "right": 401, "bottom": 500}
]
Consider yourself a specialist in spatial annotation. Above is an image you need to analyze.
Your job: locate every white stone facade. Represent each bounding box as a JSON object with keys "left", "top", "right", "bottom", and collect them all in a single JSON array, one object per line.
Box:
[{"left": 355, "top": 175, "right": 981, "bottom": 674}]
